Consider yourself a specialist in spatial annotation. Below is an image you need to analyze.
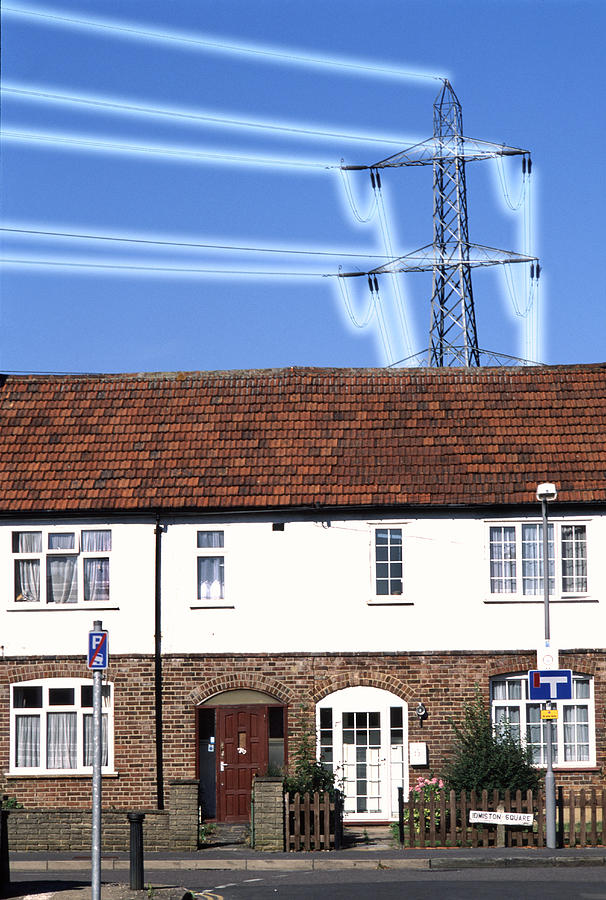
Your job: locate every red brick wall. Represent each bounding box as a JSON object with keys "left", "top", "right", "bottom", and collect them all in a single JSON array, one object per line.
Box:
[{"left": 1, "top": 649, "right": 604, "bottom": 808}]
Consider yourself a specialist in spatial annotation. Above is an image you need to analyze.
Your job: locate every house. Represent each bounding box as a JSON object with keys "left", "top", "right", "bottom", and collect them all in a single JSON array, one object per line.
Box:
[{"left": 1, "top": 364, "right": 605, "bottom": 833}]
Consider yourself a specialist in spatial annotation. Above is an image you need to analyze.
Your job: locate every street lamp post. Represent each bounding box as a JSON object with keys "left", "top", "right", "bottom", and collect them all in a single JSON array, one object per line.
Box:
[{"left": 536, "top": 482, "right": 558, "bottom": 850}]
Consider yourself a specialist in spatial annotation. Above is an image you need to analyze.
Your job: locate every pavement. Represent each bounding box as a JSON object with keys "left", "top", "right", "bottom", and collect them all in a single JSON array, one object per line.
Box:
[{"left": 9, "top": 843, "right": 606, "bottom": 873}]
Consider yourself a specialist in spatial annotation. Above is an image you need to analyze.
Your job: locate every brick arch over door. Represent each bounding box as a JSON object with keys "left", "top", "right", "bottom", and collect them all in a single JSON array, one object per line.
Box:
[
  {"left": 188, "top": 676, "right": 293, "bottom": 707},
  {"left": 311, "top": 673, "right": 416, "bottom": 705}
]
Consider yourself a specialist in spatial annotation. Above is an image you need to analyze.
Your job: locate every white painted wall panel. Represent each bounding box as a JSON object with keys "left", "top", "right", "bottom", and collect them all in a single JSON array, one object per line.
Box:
[{"left": 2, "top": 512, "right": 604, "bottom": 657}]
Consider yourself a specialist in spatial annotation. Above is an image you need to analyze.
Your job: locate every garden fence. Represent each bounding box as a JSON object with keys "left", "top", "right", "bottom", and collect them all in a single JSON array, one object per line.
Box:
[
  {"left": 397, "top": 787, "right": 606, "bottom": 849},
  {"left": 285, "top": 791, "right": 343, "bottom": 851}
]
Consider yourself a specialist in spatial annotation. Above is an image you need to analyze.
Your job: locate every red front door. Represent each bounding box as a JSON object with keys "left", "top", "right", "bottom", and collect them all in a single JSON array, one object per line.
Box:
[{"left": 216, "top": 706, "right": 268, "bottom": 822}]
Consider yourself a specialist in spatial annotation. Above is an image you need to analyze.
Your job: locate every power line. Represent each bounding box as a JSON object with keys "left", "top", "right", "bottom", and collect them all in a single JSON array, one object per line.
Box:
[
  {"left": 0, "top": 257, "right": 337, "bottom": 277},
  {"left": 4, "top": 5, "right": 444, "bottom": 83},
  {"left": 3, "top": 130, "right": 335, "bottom": 169},
  {"left": 3, "top": 84, "right": 417, "bottom": 148},
  {"left": 1, "top": 226, "right": 394, "bottom": 260}
]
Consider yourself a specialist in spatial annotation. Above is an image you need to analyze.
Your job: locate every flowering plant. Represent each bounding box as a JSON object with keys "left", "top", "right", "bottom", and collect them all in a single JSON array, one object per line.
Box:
[{"left": 405, "top": 776, "right": 445, "bottom": 833}]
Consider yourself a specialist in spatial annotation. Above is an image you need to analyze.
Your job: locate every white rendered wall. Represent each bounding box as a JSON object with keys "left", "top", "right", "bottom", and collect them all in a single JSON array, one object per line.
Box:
[
  {"left": 1, "top": 518, "right": 155, "bottom": 657},
  {"left": 2, "top": 512, "right": 605, "bottom": 657},
  {"left": 160, "top": 512, "right": 606, "bottom": 655}
]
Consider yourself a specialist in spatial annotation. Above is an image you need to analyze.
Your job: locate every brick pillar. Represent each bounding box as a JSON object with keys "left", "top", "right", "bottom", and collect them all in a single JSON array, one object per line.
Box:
[
  {"left": 168, "top": 779, "right": 199, "bottom": 851},
  {"left": 252, "top": 777, "right": 284, "bottom": 851}
]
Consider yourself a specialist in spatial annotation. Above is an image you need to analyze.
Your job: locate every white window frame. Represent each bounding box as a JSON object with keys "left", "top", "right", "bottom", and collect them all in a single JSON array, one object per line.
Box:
[
  {"left": 486, "top": 518, "right": 589, "bottom": 601},
  {"left": 10, "top": 677, "right": 114, "bottom": 775},
  {"left": 192, "top": 529, "right": 231, "bottom": 608},
  {"left": 491, "top": 673, "right": 596, "bottom": 769},
  {"left": 368, "top": 523, "right": 411, "bottom": 605},
  {"left": 11, "top": 527, "right": 112, "bottom": 608}
]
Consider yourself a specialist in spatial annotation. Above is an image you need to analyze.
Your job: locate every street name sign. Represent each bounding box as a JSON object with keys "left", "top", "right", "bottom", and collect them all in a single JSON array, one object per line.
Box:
[
  {"left": 88, "top": 630, "right": 109, "bottom": 670},
  {"left": 528, "top": 669, "right": 572, "bottom": 701},
  {"left": 469, "top": 810, "right": 534, "bottom": 826}
]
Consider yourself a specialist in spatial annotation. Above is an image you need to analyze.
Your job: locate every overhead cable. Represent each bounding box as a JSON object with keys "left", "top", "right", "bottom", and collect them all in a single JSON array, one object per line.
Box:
[
  {"left": 0, "top": 257, "right": 338, "bottom": 277},
  {"left": 4, "top": 6, "right": 444, "bottom": 83},
  {"left": 3, "top": 130, "right": 335, "bottom": 169},
  {"left": 336, "top": 270, "right": 376, "bottom": 328},
  {"left": 338, "top": 167, "right": 378, "bottom": 223},
  {"left": 3, "top": 84, "right": 415, "bottom": 147},
  {"left": 1, "top": 226, "right": 394, "bottom": 260},
  {"left": 374, "top": 175, "right": 414, "bottom": 359}
]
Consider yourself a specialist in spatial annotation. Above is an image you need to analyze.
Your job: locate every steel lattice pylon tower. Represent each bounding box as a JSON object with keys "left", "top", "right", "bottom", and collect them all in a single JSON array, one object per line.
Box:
[
  {"left": 339, "top": 79, "right": 538, "bottom": 366},
  {"left": 429, "top": 80, "right": 479, "bottom": 366}
]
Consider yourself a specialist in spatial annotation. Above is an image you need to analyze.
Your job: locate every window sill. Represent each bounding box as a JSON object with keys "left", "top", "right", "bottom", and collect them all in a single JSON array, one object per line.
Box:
[
  {"left": 190, "top": 604, "right": 235, "bottom": 610},
  {"left": 552, "top": 765, "right": 600, "bottom": 773},
  {"left": 6, "top": 771, "right": 119, "bottom": 778},
  {"left": 484, "top": 597, "right": 597, "bottom": 605},
  {"left": 367, "top": 599, "right": 414, "bottom": 606},
  {"left": 7, "top": 605, "right": 120, "bottom": 612}
]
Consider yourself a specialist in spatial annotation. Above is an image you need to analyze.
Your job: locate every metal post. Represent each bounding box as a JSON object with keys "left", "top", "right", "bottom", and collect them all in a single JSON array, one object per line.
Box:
[
  {"left": 92, "top": 620, "right": 102, "bottom": 900},
  {"left": 397, "top": 786, "right": 404, "bottom": 846},
  {"left": 541, "top": 500, "right": 556, "bottom": 849},
  {"left": 127, "top": 812, "right": 145, "bottom": 890}
]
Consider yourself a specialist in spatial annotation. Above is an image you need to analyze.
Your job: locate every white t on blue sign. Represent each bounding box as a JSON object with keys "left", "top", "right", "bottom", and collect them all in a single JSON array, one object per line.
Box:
[
  {"left": 88, "top": 631, "right": 109, "bottom": 670},
  {"left": 528, "top": 670, "right": 572, "bottom": 701}
]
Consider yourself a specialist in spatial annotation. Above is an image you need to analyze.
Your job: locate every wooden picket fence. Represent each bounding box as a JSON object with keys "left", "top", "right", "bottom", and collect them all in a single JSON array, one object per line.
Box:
[
  {"left": 285, "top": 791, "right": 343, "bottom": 851},
  {"left": 398, "top": 787, "right": 606, "bottom": 848}
]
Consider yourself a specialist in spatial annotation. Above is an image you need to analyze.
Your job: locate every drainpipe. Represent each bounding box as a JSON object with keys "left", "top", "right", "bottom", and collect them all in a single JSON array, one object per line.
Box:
[{"left": 154, "top": 515, "right": 165, "bottom": 810}]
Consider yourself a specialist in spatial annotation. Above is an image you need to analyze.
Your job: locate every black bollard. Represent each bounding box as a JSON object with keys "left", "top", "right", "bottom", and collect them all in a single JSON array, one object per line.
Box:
[
  {"left": 127, "top": 811, "right": 145, "bottom": 890},
  {"left": 0, "top": 807, "right": 10, "bottom": 893}
]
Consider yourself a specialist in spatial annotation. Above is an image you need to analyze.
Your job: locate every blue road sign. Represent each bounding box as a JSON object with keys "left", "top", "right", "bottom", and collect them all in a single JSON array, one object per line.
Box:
[
  {"left": 528, "top": 669, "right": 572, "bottom": 701},
  {"left": 88, "top": 630, "right": 109, "bottom": 670}
]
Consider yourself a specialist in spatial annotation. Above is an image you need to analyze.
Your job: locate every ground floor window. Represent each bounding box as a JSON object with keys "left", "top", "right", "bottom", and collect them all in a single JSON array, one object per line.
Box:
[
  {"left": 10, "top": 678, "right": 113, "bottom": 774},
  {"left": 316, "top": 686, "right": 408, "bottom": 821},
  {"left": 491, "top": 673, "right": 595, "bottom": 767}
]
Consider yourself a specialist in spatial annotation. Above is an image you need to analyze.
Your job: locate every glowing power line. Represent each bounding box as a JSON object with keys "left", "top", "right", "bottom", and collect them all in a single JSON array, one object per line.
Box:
[
  {"left": 3, "top": 84, "right": 418, "bottom": 148},
  {"left": 3, "top": 130, "right": 335, "bottom": 170},
  {"left": 4, "top": 5, "right": 445, "bottom": 83},
  {"left": 0, "top": 257, "right": 338, "bottom": 278},
  {"left": 1, "top": 225, "right": 393, "bottom": 260}
]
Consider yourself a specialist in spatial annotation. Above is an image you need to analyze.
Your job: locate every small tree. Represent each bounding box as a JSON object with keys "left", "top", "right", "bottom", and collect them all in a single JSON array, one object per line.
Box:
[{"left": 443, "top": 688, "right": 542, "bottom": 794}]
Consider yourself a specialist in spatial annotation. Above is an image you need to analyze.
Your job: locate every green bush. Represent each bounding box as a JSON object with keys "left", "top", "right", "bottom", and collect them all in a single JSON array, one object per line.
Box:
[
  {"left": 443, "top": 688, "right": 542, "bottom": 794},
  {"left": 283, "top": 730, "right": 337, "bottom": 796}
]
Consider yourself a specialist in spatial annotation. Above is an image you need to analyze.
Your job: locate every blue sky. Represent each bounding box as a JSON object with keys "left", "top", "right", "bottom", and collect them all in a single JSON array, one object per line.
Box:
[{"left": 1, "top": 0, "right": 604, "bottom": 374}]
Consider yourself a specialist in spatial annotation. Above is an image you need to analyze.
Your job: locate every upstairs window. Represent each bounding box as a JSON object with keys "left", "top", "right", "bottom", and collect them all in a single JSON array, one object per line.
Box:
[
  {"left": 13, "top": 529, "right": 111, "bottom": 605},
  {"left": 11, "top": 679, "right": 113, "bottom": 774},
  {"left": 489, "top": 522, "right": 587, "bottom": 597},
  {"left": 197, "top": 531, "right": 225, "bottom": 602},
  {"left": 374, "top": 527, "right": 403, "bottom": 597}
]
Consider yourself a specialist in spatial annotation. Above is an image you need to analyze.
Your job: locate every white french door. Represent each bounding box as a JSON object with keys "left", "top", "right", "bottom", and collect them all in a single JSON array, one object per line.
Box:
[{"left": 317, "top": 686, "right": 408, "bottom": 822}]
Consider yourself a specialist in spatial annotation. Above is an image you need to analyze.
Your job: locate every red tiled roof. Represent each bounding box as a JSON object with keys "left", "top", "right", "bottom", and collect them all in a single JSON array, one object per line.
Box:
[{"left": 0, "top": 364, "right": 605, "bottom": 513}]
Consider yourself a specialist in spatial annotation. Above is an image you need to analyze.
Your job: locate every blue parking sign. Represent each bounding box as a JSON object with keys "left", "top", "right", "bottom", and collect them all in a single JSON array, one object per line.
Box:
[{"left": 88, "top": 631, "right": 108, "bottom": 669}]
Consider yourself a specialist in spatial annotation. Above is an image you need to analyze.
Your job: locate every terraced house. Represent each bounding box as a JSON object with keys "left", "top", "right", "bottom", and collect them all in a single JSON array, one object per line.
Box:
[{"left": 1, "top": 363, "right": 605, "bottom": 838}]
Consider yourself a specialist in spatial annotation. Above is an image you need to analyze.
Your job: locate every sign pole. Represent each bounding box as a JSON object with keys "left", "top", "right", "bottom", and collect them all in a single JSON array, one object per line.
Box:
[
  {"left": 88, "top": 620, "right": 108, "bottom": 900},
  {"left": 541, "top": 496, "right": 556, "bottom": 850}
]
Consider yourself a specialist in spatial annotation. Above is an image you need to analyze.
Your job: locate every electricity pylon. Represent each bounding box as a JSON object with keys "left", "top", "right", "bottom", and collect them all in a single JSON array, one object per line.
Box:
[
  {"left": 340, "top": 80, "right": 539, "bottom": 366},
  {"left": 430, "top": 80, "right": 478, "bottom": 366}
]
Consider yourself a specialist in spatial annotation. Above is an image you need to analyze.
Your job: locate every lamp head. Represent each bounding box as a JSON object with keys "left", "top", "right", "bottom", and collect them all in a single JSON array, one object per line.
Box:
[{"left": 536, "top": 482, "right": 557, "bottom": 502}]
